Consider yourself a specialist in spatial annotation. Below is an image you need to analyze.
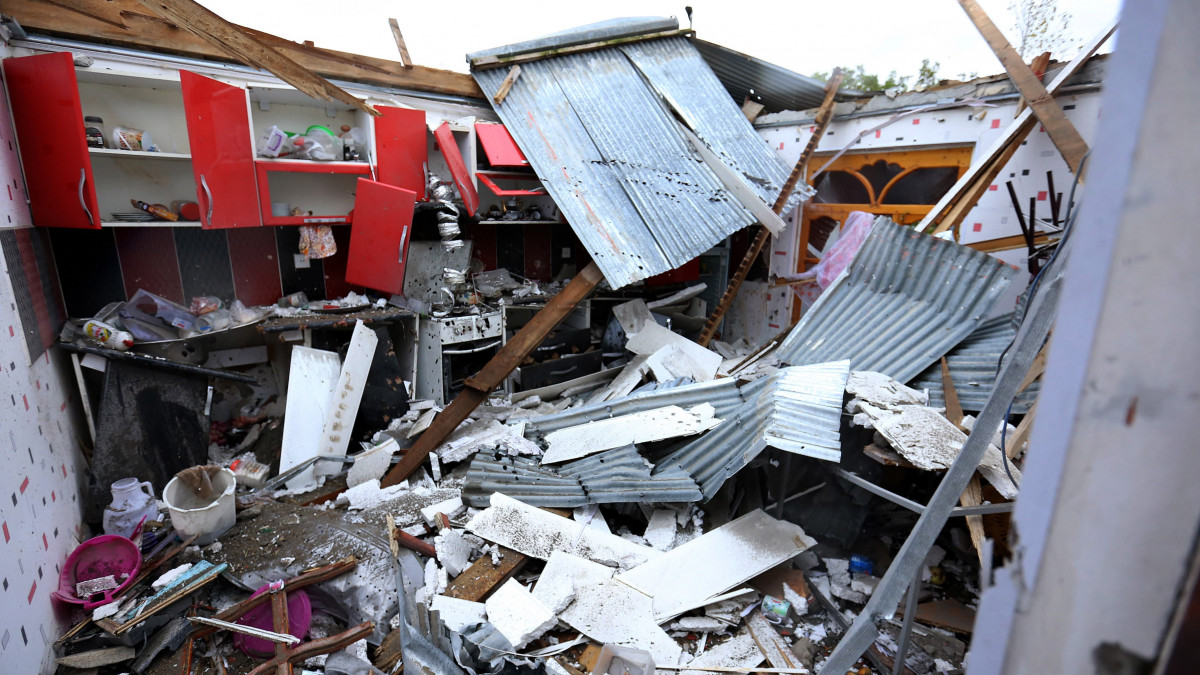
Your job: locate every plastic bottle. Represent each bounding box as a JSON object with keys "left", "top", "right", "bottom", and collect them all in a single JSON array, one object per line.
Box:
[{"left": 83, "top": 320, "right": 134, "bottom": 351}]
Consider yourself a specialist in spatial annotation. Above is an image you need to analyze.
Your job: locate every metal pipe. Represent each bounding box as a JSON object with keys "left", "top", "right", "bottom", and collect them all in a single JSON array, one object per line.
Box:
[{"left": 892, "top": 568, "right": 922, "bottom": 675}]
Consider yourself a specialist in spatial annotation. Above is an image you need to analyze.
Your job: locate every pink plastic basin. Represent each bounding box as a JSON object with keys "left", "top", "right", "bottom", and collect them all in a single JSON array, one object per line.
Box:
[
  {"left": 52, "top": 534, "right": 142, "bottom": 610},
  {"left": 233, "top": 585, "right": 312, "bottom": 658}
]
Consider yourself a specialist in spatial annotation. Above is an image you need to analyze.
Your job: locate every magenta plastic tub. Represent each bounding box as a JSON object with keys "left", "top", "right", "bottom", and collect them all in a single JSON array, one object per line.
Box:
[{"left": 52, "top": 534, "right": 142, "bottom": 610}]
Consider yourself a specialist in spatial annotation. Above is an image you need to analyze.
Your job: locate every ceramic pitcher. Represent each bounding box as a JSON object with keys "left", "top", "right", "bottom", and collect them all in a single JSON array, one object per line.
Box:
[{"left": 102, "top": 477, "right": 158, "bottom": 539}]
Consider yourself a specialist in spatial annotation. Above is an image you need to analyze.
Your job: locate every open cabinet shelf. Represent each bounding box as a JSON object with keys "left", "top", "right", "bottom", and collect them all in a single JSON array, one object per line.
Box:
[{"left": 88, "top": 148, "right": 192, "bottom": 160}]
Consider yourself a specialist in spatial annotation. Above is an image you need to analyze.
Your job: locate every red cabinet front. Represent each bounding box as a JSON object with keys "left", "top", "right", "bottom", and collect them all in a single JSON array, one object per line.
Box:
[
  {"left": 433, "top": 122, "right": 479, "bottom": 217},
  {"left": 345, "top": 178, "right": 416, "bottom": 295},
  {"left": 2, "top": 52, "right": 100, "bottom": 229},
  {"left": 375, "top": 106, "right": 427, "bottom": 198},
  {"left": 180, "top": 70, "right": 261, "bottom": 228}
]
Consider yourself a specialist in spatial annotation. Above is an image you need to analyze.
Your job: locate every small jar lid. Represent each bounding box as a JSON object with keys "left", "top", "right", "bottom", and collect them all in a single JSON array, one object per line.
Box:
[{"left": 84, "top": 115, "right": 104, "bottom": 123}]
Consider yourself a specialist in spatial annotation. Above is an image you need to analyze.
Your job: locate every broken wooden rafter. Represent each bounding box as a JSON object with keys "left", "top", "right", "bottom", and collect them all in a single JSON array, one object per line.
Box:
[
  {"left": 4, "top": 0, "right": 482, "bottom": 99},
  {"left": 388, "top": 18, "right": 413, "bottom": 68},
  {"left": 133, "top": 0, "right": 378, "bottom": 116},
  {"left": 958, "top": 0, "right": 1088, "bottom": 173},
  {"left": 919, "top": 20, "right": 1115, "bottom": 236},
  {"left": 382, "top": 262, "right": 604, "bottom": 487},
  {"left": 697, "top": 68, "right": 844, "bottom": 346},
  {"left": 492, "top": 65, "right": 522, "bottom": 105},
  {"left": 943, "top": 357, "right": 986, "bottom": 567},
  {"left": 1015, "top": 51, "right": 1052, "bottom": 116}
]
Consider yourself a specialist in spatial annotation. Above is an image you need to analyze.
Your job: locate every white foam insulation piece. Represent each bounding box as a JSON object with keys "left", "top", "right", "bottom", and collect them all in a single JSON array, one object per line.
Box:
[
  {"left": 484, "top": 579, "right": 558, "bottom": 649},
  {"left": 558, "top": 579, "right": 682, "bottom": 666},
  {"left": 533, "top": 550, "right": 616, "bottom": 614},
  {"left": 347, "top": 438, "right": 398, "bottom": 488},
  {"left": 315, "top": 320, "right": 378, "bottom": 476},
  {"left": 431, "top": 595, "right": 487, "bottom": 632},
  {"left": 679, "top": 630, "right": 764, "bottom": 675},
  {"left": 625, "top": 323, "right": 721, "bottom": 382}
]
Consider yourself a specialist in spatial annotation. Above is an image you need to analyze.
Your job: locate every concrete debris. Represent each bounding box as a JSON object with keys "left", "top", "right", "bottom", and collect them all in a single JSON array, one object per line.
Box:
[
  {"left": 616, "top": 510, "right": 816, "bottom": 621},
  {"left": 346, "top": 438, "right": 398, "bottom": 488},
  {"left": 466, "top": 493, "right": 659, "bottom": 569},
  {"left": 668, "top": 615, "right": 729, "bottom": 633},
  {"left": 441, "top": 419, "right": 541, "bottom": 463},
  {"left": 848, "top": 371, "right": 1021, "bottom": 498},
  {"left": 484, "top": 578, "right": 558, "bottom": 649},
  {"left": 540, "top": 404, "right": 720, "bottom": 464},
  {"left": 533, "top": 550, "right": 616, "bottom": 614}
]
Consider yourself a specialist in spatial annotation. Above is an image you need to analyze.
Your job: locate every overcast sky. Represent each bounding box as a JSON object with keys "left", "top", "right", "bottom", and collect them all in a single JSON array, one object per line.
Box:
[{"left": 198, "top": 0, "right": 1121, "bottom": 85}]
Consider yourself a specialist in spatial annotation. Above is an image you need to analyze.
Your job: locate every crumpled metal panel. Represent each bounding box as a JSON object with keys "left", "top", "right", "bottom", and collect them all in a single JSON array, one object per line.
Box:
[
  {"left": 775, "top": 217, "right": 1018, "bottom": 383},
  {"left": 655, "top": 361, "right": 850, "bottom": 498},
  {"left": 472, "top": 28, "right": 800, "bottom": 288},
  {"left": 908, "top": 313, "right": 1040, "bottom": 414},
  {"left": 522, "top": 377, "right": 744, "bottom": 437},
  {"left": 692, "top": 39, "right": 838, "bottom": 115},
  {"left": 463, "top": 445, "right": 702, "bottom": 507}
]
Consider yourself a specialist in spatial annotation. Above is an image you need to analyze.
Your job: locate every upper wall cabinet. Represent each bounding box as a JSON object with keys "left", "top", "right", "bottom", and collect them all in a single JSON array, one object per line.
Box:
[
  {"left": 3, "top": 52, "right": 101, "bottom": 229},
  {"left": 2, "top": 52, "right": 263, "bottom": 229},
  {"left": 180, "top": 71, "right": 262, "bottom": 229}
]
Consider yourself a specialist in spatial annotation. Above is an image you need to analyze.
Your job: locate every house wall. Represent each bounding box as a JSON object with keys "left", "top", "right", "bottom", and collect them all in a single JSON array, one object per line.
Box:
[{"left": 0, "top": 57, "right": 92, "bottom": 675}]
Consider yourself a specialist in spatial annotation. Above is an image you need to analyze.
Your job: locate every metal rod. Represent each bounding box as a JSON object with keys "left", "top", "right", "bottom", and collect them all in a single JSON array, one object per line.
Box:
[
  {"left": 892, "top": 567, "right": 922, "bottom": 675},
  {"left": 837, "top": 469, "right": 1014, "bottom": 516}
]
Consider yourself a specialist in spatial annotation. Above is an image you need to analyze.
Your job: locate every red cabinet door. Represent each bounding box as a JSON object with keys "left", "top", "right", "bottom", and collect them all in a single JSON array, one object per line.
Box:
[
  {"left": 180, "top": 71, "right": 260, "bottom": 229},
  {"left": 346, "top": 179, "right": 416, "bottom": 295},
  {"left": 433, "top": 122, "right": 479, "bottom": 217},
  {"left": 2, "top": 52, "right": 99, "bottom": 229},
  {"left": 375, "top": 106, "right": 427, "bottom": 198}
]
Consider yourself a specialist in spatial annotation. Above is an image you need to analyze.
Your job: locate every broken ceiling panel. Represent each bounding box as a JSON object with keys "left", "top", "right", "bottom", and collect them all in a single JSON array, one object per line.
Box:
[
  {"left": 909, "top": 313, "right": 1040, "bottom": 414},
  {"left": 775, "top": 217, "right": 1018, "bottom": 383},
  {"left": 470, "top": 18, "right": 802, "bottom": 288}
]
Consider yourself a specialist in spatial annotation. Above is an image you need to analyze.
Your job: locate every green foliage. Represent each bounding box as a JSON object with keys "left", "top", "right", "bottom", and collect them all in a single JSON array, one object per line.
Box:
[
  {"left": 811, "top": 65, "right": 909, "bottom": 93},
  {"left": 1009, "top": 0, "right": 1078, "bottom": 59},
  {"left": 916, "top": 59, "right": 941, "bottom": 89}
]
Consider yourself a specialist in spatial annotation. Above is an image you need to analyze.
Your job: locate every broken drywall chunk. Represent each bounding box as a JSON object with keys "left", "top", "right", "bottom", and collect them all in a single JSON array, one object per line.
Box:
[
  {"left": 573, "top": 505, "right": 611, "bottom": 533},
  {"left": 466, "top": 493, "right": 658, "bottom": 570},
  {"left": 613, "top": 299, "right": 655, "bottom": 337},
  {"left": 846, "top": 370, "right": 929, "bottom": 410},
  {"left": 421, "top": 496, "right": 465, "bottom": 526},
  {"left": 484, "top": 579, "right": 558, "bottom": 649},
  {"left": 532, "top": 550, "right": 616, "bottom": 614},
  {"left": 643, "top": 509, "right": 678, "bottom": 551},
  {"left": 616, "top": 510, "right": 816, "bottom": 621},
  {"left": 678, "top": 630, "right": 764, "bottom": 675},
  {"left": 431, "top": 595, "right": 487, "bottom": 632},
  {"left": 559, "top": 579, "right": 682, "bottom": 666},
  {"left": 440, "top": 419, "right": 540, "bottom": 464},
  {"left": 435, "top": 529, "right": 475, "bottom": 577},
  {"left": 626, "top": 323, "right": 721, "bottom": 382},
  {"left": 347, "top": 439, "right": 398, "bottom": 488},
  {"left": 669, "top": 615, "right": 728, "bottom": 633},
  {"left": 540, "top": 405, "right": 720, "bottom": 464}
]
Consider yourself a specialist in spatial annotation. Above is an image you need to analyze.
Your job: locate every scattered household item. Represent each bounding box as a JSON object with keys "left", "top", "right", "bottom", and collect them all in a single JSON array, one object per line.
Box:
[
  {"left": 102, "top": 477, "right": 159, "bottom": 538},
  {"left": 109, "top": 211, "right": 157, "bottom": 222},
  {"left": 163, "top": 466, "right": 236, "bottom": 545},
  {"left": 189, "top": 296, "right": 222, "bottom": 315},
  {"left": 278, "top": 292, "right": 309, "bottom": 308},
  {"left": 52, "top": 534, "right": 142, "bottom": 610},
  {"left": 84, "top": 115, "right": 105, "bottom": 148},
  {"left": 130, "top": 199, "right": 178, "bottom": 221},
  {"left": 258, "top": 125, "right": 289, "bottom": 157},
  {"left": 171, "top": 200, "right": 201, "bottom": 221},
  {"left": 233, "top": 585, "right": 312, "bottom": 658},
  {"left": 111, "top": 125, "right": 152, "bottom": 151},
  {"left": 128, "top": 289, "right": 196, "bottom": 331},
  {"left": 299, "top": 224, "right": 337, "bottom": 258},
  {"left": 83, "top": 319, "right": 134, "bottom": 351},
  {"left": 195, "top": 309, "right": 231, "bottom": 332},
  {"left": 230, "top": 457, "right": 269, "bottom": 488}
]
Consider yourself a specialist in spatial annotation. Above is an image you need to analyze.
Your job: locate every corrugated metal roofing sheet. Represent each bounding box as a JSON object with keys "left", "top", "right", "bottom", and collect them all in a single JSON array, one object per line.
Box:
[
  {"left": 692, "top": 39, "right": 834, "bottom": 114},
  {"left": 471, "top": 27, "right": 800, "bottom": 288},
  {"left": 655, "top": 361, "right": 850, "bottom": 499},
  {"left": 775, "top": 217, "right": 1018, "bottom": 383},
  {"left": 909, "top": 314, "right": 1040, "bottom": 414},
  {"left": 522, "top": 378, "right": 744, "bottom": 437},
  {"left": 462, "top": 445, "right": 702, "bottom": 508}
]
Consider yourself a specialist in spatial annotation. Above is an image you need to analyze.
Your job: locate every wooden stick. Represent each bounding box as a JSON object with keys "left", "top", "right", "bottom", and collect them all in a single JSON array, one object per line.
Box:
[
  {"left": 246, "top": 622, "right": 374, "bottom": 675},
  {"left": 388, "top": 18, "right": 413, "bottom": 68},
  {"left": 132, "top": 0, "right": 379, "bottom": 116},
  {"left": 270, "top": 590, "right": 292, "bottom": 675},
  {"left": 492, "top": 65, "right": 522, "bottom": 105},
  {"left": 382, "top": 262, "right": 604, "bottom": 487},
  {"left": 958, "top": 0, "right": 1088, "bottom": 172},
  {"left": 943, "top": 357, "right": 986, "bottom": 567},
  {"left": 697, "top": 68, "right": 843, "bottom": 346}
]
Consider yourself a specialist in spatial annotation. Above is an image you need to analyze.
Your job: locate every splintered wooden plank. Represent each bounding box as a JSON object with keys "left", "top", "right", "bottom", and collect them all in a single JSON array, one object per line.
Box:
[
  {"left": 745, "top": 612, "right": 797, "bottom": 669},
  {"left": 387, "top": 18, "right": 413, "bottom": 68},
  {"left": 133, "top": 0, "right": 378, "bottom": 115},
  {"left": 443, "top": 545, "right": 527, "bottom": 602}
]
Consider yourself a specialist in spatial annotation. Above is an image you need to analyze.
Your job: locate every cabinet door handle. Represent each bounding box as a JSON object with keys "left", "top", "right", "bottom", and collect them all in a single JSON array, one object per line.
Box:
[
  {"left": 200, "top": 174, "right": 213, "bottom": 223},
  {"left": 77, "top": 168, "right": 94, "bottom": 226}
]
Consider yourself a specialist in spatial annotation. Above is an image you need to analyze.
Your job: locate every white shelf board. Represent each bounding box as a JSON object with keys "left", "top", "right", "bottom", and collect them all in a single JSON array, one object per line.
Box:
[
  {"left": 100, "top": 220, "right": 202, "bottom": 228},
  {"left": 89, "top": 148, "right": 192, "bottom": 161}
]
